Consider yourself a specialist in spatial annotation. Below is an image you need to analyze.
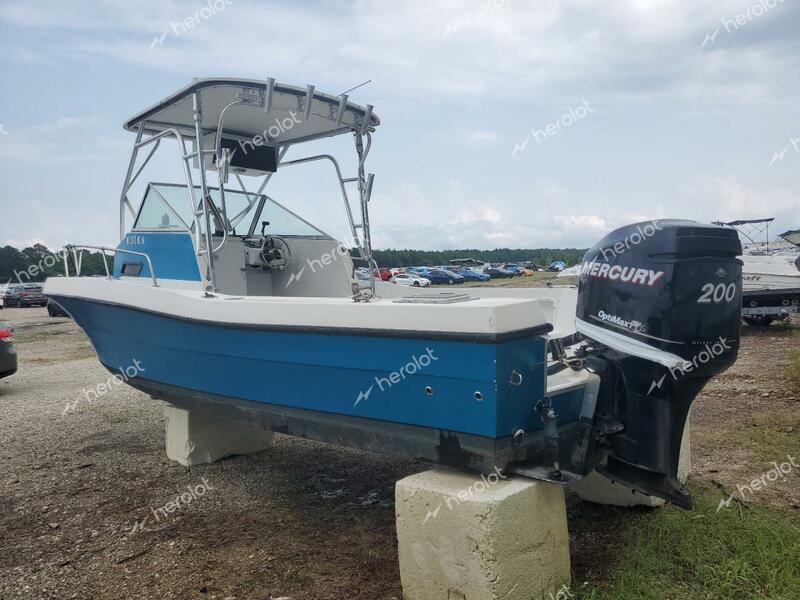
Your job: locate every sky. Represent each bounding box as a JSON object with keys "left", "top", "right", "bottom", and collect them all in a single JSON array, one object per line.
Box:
[{"left": 0, "top": 0, "right": 798, "bottom": 251}]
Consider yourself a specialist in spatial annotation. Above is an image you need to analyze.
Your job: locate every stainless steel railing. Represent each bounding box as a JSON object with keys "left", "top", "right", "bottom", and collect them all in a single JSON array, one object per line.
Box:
[{"left": 63, "top": 244, "right": 159, "bottom": 287}]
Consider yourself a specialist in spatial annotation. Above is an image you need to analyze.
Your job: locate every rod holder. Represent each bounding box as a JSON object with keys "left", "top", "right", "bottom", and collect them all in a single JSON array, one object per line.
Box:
[
  {"left": 365, "top": 173, "right": 375, "bottom": 202},
  {"left": 304, "top": 84, "right": 315, "bottom": 119},
  {"left": 360, "top": 104, "right": 374, "bottom": 135},
  {"left": 335, "top": 94, "right": 349, "bottom": 127},
  {"left": 264, "top": 77, "right": 275, "bottom": 113}
]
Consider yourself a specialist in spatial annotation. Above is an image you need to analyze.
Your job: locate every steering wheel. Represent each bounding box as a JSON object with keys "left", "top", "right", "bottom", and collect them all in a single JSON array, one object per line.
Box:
[{"left": 260, "top": 235, "right": 291, "bottom": 271}]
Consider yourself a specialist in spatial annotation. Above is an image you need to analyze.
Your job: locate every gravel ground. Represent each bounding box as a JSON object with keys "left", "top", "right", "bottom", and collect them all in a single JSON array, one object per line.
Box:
[{"left": 0, "top": 307, "right": 797, "bottom": 599}]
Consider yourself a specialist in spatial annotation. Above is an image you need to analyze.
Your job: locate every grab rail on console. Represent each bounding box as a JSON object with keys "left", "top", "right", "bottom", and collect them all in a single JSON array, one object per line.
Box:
[{"left": 63, "top": 244, "right": 159, "bottom": 287}]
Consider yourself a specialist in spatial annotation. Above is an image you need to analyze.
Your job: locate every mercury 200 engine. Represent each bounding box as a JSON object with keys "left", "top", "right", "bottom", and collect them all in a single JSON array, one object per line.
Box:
[{"left": 575, "top": 220, "right": 742, "bottom": 508}]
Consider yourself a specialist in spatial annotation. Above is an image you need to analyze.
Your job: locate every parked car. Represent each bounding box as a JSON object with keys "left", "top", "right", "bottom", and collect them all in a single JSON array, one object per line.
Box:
[
  {"left": 0, "top": 285, "right": 20, "bottom": 308},
  {"left": 375, "top": 268, "right": 394, "bottom": 281},
  {"left": 47, "top": 299, "right": 70, "bottom": 317},
  {"left": 425, "top": 269, "right": 465, "bottom": 284},
  {"left": 460, "top": 268, "right": 491, "bottom": 282},
  {"left": 443, "top": 269, "right": 467, "bottom": 283},
  {"left": 546, "top": 261, "right": 567, "bottom": 272},
  {"left": 0, "top": 284, "right": 47, "bottom": 307},
  {"left": 0, "top": 324, "right": 17, "bottom": 379},
  {"left": 390, "top": 273, "right": 431, "bottom": 287},
  {"left": 502, "top": 264, "right": 526, "bottom": 276},
  {"left": 485, "top": 267, "right": 515, "bottom": 278},
  {"left": 19, "top": 285, "right": 48, "bottom": 307}
]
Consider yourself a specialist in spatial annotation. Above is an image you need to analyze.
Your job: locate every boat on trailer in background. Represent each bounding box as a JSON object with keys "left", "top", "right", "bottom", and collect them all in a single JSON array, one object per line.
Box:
[
  {"left": 46, "top": 78, "right": 744, "bottom": 508},
  {"left": 714, "top": 218, "right": 800, "bottom": 326}
]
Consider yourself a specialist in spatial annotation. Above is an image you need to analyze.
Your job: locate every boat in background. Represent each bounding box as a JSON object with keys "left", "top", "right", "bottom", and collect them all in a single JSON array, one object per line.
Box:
[
  {"left": 557, "top": 264, "right": 582, "bottom": 278},
  {"left": 714, "top": 218, "right": 800, "bottom": 325},
  {"left": 45, "top": 77, "right": 743, "bottom": 507}
]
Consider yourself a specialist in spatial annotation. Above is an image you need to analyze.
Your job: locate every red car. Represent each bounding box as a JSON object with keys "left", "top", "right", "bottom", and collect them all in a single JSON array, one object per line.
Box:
[
  {"left": 0, "top": 325, "right": 17, "bottom": 379},
  {"left": 373, "top": 268, "right": 393, "bottom": 281}
]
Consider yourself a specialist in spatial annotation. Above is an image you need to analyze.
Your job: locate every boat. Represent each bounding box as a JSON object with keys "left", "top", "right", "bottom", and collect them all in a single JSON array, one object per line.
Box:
[
  {"left": 741, "top": 249, "right": 800, "bottom": 291},
  {"left": 557, "top": 264, "right": 582, "bottom": 278},
  {"left": 45, "top": 78, "right": 744, "bottom": 508},
  {"left": 714, "top": 219, "right": 800, "bottom": 325}
]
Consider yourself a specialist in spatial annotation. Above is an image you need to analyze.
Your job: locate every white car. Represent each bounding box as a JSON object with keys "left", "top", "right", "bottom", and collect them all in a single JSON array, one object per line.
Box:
[{"left": 390, "top": 273, "right": 431, "bottom": 287}]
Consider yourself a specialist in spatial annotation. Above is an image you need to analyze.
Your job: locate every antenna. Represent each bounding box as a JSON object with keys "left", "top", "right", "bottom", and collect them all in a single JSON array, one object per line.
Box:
[{"left": 339, "top": 79, "right": 372, "bottom": 96}]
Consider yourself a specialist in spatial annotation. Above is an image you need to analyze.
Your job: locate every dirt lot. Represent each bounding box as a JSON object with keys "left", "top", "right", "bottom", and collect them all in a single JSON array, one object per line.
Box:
[{"left": 0, "top": 306, "right": 797, "bottom": 599}]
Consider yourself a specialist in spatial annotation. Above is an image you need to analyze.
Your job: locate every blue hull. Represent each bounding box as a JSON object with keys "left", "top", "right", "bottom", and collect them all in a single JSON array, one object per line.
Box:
[{"left": 53, "top": 296, "right": 581, "bottom": 440}]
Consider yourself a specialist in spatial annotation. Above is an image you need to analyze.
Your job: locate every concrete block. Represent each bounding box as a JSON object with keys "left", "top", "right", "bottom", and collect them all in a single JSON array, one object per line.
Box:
[
  {"left": 164, "top": 405, "right": 274, "bottom": 466},
  {"left": 571, "top": 418, "right": 691, "bottom": 507},
  {"left": 395, "top": 469, "right": 571, "bottom": 600}
]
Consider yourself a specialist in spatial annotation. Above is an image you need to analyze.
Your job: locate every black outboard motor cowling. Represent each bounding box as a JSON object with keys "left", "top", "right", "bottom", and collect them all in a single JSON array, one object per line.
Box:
[{"left": 576, "top": 220, "right": 742, "bottom": 508}]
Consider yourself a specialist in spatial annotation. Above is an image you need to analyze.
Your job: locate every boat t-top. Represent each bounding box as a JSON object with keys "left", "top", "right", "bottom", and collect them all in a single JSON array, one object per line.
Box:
[{"left": 46, "top": 78, "right": 745, "bottom": 507}]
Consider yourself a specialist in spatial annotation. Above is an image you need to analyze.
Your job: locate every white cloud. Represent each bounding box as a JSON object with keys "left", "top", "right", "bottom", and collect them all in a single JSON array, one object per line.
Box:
[
  {"left": 463, "top": 130, "right": 499, "bottom": 144},
  {"left": 0, "top": 1, "right": 798, "bottom": 250},
  {"left": 553, "top": 214, "right": 607, "bottom": 231},
  {"left": 33, "top": 116, "right": 102, "bottom": 132},
  {"left": 2, "top": 1, "right": 797, "bottom": 104},
  {"left": 0, "top": 116, "right": 113, "bottom": 162},
  {"left": 370, "top": 180, "right": 644, "bottom": 249},
  {"left": 694, "top": 175, "right": 800, "bottom": 224}
]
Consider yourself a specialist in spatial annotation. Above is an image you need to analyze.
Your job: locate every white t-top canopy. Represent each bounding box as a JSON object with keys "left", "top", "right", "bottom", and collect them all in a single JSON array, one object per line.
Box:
[{"left": 124, "top": 78, "right": 380, "bottom": 145}]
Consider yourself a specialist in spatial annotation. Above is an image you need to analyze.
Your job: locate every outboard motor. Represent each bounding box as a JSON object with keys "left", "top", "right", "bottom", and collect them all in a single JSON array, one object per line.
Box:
[{"left": 575, "top": 220, "right": 742, "bottom": 508}]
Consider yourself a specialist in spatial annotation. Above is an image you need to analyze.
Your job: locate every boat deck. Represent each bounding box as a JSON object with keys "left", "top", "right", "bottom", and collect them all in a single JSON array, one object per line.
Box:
[{"left": 45, "top": 276, "right": 560, "bottom": 340}]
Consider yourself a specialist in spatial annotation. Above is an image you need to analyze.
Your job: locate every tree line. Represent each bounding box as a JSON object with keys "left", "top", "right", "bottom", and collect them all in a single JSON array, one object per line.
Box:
[
  {"left": 369, "top": 248, "right": 586, "bottom": 268},
  {"left": 0, "top": 244, "right": 109, "bottom": 284}
]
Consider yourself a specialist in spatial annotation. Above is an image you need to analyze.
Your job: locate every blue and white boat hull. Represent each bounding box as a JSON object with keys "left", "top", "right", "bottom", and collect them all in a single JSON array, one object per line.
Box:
[{"left": 46, "top": 277, "right": 584, "bottom": 472}]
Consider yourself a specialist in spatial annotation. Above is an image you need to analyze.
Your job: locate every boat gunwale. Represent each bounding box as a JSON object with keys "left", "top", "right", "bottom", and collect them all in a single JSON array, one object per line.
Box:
[{"left": 48, "top": 294, "right": 554, "bottom": 344}]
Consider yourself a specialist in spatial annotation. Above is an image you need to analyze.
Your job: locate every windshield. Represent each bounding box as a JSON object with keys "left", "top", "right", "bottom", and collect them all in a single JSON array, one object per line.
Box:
[{"left": 134, "top": 183, "right": 330, "bottom": 238}]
